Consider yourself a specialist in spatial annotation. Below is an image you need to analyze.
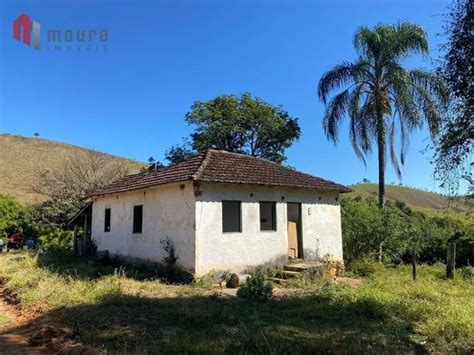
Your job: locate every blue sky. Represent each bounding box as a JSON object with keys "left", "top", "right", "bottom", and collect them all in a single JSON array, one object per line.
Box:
[{"left": 0, "top": 0, "right": 451, "bottom": 191}]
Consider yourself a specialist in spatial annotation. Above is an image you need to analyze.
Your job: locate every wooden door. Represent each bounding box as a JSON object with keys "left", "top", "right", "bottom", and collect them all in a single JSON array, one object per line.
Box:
[{"left": 288, "top": 221, "right": 298, "bottom": 258}]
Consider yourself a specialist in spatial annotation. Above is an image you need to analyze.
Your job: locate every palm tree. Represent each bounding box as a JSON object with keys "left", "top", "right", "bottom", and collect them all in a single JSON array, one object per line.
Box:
[{"left": 318, "top": 23, "right": 447, "bottom": 208}]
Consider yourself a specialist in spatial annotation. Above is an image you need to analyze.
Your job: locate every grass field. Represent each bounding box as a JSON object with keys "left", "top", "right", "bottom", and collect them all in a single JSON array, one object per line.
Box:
[{"left": 0, "top": 251, "right": 472, "bottom": 353}]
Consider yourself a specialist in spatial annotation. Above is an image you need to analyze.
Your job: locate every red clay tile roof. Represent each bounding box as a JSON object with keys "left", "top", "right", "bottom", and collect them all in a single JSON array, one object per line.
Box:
[{"left": 91, "top": 150, "right": 350, "bottom": 196}]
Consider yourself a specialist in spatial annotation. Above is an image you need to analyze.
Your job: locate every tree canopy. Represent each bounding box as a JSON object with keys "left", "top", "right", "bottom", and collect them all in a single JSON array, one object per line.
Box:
[
  {"left": 166, "top": 93, "right": 300, "bottom": 164},
  {"left": 34, "top": 151, "right": 130, "bottom": 226},
  {"left": 435, "top": 0, "right": 473, "bottom": 195}
]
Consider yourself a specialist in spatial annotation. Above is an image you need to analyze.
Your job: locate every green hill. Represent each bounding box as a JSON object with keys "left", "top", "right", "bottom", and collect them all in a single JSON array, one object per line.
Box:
[
  {"left": 0, "top": 134, "right": 146, "bottom": 204},
  {"left": 348, "top": 183, "right": 472, "bottom": 217}
]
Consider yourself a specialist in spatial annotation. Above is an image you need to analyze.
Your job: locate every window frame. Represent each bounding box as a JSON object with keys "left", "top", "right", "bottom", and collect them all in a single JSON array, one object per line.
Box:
[
  {"left": 104, "top": 208, "right": 111, "bottom": 233},
  {"left": 132, "top": 205, "right": 143, "bottom": 234},
  {"left": 259, "top": 201, "right": 277, "bottom": 231},
  {"left": 222, "top": 200, "right": 242, "bottom": 233}
]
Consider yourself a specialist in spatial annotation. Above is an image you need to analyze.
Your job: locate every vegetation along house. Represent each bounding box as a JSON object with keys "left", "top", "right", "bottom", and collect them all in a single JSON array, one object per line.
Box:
[{"left": 89, "top": 150, "right": 351, "bottom": 275}]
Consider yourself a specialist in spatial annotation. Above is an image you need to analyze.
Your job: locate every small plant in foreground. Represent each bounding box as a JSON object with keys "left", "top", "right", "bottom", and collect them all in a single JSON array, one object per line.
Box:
[
  {"left": 160, "top": 237, "right": 178, "bottom": 266},
  {"left": 237, "top": 267, "right": 273, "bottom": 301},
  {"left": 159, "top": 237, "right": 192, "bottom": 283},
  {"left": 193, "top": 271, "right": 217, "bottom": 289}
]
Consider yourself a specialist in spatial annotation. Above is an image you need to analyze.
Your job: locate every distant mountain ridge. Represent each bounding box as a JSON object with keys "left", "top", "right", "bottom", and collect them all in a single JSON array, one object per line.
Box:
[
  {"left": 348, "top": 183, "right": 472, "bottom": 216},
  {"left": 0, "top": 134, "right": 146, "bottom": 204}
]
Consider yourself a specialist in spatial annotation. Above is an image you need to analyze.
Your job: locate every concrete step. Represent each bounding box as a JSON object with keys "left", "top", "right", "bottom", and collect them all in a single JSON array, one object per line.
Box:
[
  {"left": 284, "top": 264, "right": 309, "bottom": 272},
  {"left": 284, "top": 262, "right": 324, "bottom": 272},
  {"left": 288, "top": 258, "right": 304, "bottom": 264},
  {"left": 279, "top": 270, "right": 301, "bottom": 279},
  {"left": 268, "top": 277, "right": 288, "bottom": 285}
]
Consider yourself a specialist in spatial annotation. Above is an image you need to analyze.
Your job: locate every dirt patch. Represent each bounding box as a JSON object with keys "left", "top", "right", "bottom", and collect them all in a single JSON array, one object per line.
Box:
[{"left": 0, "top": 280, "right": 102, "bottom": 354}]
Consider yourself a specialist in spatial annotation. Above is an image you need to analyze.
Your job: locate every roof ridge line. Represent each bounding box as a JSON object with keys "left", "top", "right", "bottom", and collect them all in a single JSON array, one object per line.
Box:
[
  {"left": 192, "top": 149, "right": 212, "bottom": 181},
  {"left": 211, "top": 150, "right": 329, "bottom": 181},
  {"left": 194, "top": 149, "right": 344, "bottom": 187}
]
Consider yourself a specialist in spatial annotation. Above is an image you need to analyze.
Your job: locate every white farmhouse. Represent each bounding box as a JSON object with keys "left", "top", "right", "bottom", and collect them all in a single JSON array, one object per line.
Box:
[{"left": 89, "top": 150, "right": 350, "bottom": 275}]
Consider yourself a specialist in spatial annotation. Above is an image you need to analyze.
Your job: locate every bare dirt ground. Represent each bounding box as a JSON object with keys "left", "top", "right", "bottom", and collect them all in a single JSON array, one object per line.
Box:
[
  {"left": 0, "top": 283, "right": 101, "bottom": 354},
  {"left": 0, "top": 285, "right": 42, "bottom": 354}
]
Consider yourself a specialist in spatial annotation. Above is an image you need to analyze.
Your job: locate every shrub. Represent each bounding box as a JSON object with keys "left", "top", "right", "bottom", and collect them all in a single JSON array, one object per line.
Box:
[
  {"left": 0, "top": 194, "right": 30, "bottom": 239},
  {"left": 460, "top": 266, "right": 474, "bottom": 280},
  {"left": 348, "top": 258, "right": 385, "bottom": 277},
  {"left": 160, "top": 237, "right": 178, "bottom": 266},
  {"left": 193, "top": 272, "right": 217, "bottom": 289},
  {"left": 158, "top": 237, "right": 192, "bottom": 284},
  {"left": 38, "top": 228, "right": 74, "bottom": 251},
  {"left": 341, "top": 196, "right": 472, "bottom": 266},
  {"left": 237, "top": 268, "right": 273, "bottom": 301}
]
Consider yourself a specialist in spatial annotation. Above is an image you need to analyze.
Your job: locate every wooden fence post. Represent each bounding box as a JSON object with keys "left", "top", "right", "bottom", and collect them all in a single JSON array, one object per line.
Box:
[
  {"left": 411, "top": 251, "right": 417, "bottom": 281},
  {"left": 446, "top": 242, "right": 456, "bottom": 279},
  {"left": 73, "top": 225, "right": 78, "bottom": 255}
]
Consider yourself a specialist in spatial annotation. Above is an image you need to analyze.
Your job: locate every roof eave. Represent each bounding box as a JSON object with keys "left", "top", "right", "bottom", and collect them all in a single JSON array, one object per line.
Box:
[
  {"left": 195, "top": 178, "right": 352, "bottom": 193},
  {"left": 89, "top": 178, "right": 194, "bottom": 198}
]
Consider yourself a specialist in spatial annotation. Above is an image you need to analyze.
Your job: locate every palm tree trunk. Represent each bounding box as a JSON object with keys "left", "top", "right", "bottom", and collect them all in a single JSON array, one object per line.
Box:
[
  {"left": 375, "top": 87, "right": 386, "bottom": 263},
  {"left": 377, "top": 130, "right": 385, "bottom": 209},
  {"left": 374, "top": 72, "right": 386, "bottom": 210}
]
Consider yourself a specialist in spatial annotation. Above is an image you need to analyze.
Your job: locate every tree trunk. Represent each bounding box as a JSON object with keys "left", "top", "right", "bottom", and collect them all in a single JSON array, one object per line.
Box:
[
  {"left": 374, "top": 88, "right": 386, "bottom": 266},
  {"left": 377, "top": 124, "right": 386, "bottom": 209},
  {"left": 374, "top": 74, "right": 386, "bottom": 210}
]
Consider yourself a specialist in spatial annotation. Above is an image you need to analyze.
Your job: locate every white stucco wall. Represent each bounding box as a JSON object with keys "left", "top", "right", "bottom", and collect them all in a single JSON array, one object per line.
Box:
[
  {"left": 91, "top": 181, "right": 196, "bottom": 271},
  {"left": 194, "top": 183, "right": 343, "bottom": 275}
]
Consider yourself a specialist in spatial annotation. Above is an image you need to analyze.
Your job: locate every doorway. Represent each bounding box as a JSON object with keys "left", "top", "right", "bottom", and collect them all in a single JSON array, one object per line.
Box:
[{"left": 287, "top": 202, "right": 303, "bottom": 259}]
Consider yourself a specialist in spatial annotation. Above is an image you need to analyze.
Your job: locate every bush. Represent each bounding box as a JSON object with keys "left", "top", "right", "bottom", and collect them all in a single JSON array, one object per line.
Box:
[
  {"left": 460, "top": 266, "right": 474, "bottom": 280},
  {"left": 157, "top": 237, "right": 193, "bottom": 284},
  {"left": 341, "top": 196, "right": 472, "bottom": 266},
  {"left": 193, "top": 272, "right": 217, "bottom": 289},
  {"left": 38, "top": 228, "right": 74, "bottom": 251},
  {"left": 160, "top": 237, "right": 178, "bottom": 266},
  {"left": 237, "top": 268, "right": 273, "bottom": 301},
  {"left": 348, "top": 258, "right": 385, "bottom": 277},
  {"left": 0, "top": 194, "right": 30, "bottom": 239}
]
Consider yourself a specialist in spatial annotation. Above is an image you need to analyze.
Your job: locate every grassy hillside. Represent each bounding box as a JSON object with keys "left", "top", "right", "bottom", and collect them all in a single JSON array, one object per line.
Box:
[
  {"left": 349, "top": 183, "right": 472, "bottom": 216},
  {"left": 0, "top": 134, "right": 145, "bottom": 204}
]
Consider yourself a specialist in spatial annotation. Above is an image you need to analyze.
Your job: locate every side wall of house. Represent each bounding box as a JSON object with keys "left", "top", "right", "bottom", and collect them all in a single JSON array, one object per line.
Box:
[
  {"left": 91, "top": 181, "right": 196, "bottom": 271},
  {"left": 194, "top": 183, "right": 342, "bottom": 275}
]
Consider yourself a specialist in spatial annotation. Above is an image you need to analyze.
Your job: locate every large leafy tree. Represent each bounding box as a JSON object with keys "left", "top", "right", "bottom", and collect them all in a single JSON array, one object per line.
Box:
[
  {"left": 435, "top": 0, "right": 474, "bottom": 195},
  {"left": 166, "top": 93, "right": 300, "bottom": 164},
  {"left": 318, "top": 22, "right": 448, "bottom": 208}
]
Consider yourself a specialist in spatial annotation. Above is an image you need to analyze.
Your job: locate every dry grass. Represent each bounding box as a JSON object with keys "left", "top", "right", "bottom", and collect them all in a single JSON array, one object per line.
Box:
[
  {"left": 349, "top": 183, "right": 472, "bottom": 218},
  {"left": 0, "top": 134, "right": 145, "bottom": 204}
]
